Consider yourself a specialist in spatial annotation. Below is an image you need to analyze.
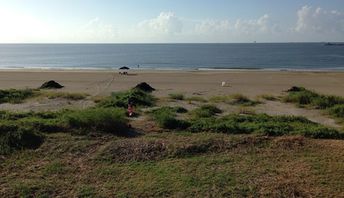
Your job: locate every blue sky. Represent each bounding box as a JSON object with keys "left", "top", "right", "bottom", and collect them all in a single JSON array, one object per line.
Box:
[{"left": 0, "top": 0, "right": 343, "bottom": 43}]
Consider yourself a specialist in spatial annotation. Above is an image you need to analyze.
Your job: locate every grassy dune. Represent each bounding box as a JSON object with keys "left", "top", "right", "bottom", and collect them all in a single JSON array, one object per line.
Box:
[{"left": 1, "top": 88, "right": 344, "bottom": 197}]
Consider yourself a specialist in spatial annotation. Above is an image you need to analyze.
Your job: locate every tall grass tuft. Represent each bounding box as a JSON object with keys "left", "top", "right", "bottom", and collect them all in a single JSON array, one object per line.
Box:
[
  {"left": 0, "top": 89, "right": 37, "bottom": 104},
  {"left": 149, "top": 107, "right": 190, "bottom": 130},
  {"left": 0, "top": 124, "right": 44, "bottom": 155},
  {"left": 190, "top": 104, "right": 222, "bottom": 118},
  {"left": 98, "top": 89, "right": 155, "bottom": 108},
  {"left": 65, "top": 108, "right": 128, "bottom": 135},
  {"left": 169, "top": 93, "right": 185, "bottom": 100}
]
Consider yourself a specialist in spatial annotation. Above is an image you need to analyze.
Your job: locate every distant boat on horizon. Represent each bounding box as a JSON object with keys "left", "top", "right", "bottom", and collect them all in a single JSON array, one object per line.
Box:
[{"left": 324, "top": 42, "right": 344, "bottom": 46}]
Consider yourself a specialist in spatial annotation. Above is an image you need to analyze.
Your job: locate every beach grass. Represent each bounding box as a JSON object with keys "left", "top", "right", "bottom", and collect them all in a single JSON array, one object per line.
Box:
[
  {"left": 209, "top": 94, "right": 259, "bottom": 106},
  {"left": 284, "top": 86, "right": 344, "bottom": 119},
  {"left": 148, "top": 106, "right": 190, "bottom": 130},
  {"left": 259, "top": 94, "right": 278, "bottom": 101},
  {"left": 0, "top": 89, "right": 38, "bottom": 104},
  {"left": 98, "top": 89, "right": 156, "bottom": 108},
  {"left": 186, "top": 96, "right": 207, "bottom": 103},
  {"left": 1, "top": 87, "right": 344, "bottom": 197},
  {"left": 41, "top": 91, "right": 89, "bottom": 100},
  {"left": 169, "top": 93, "right": 185, "bottom": 100},
  {"left": 189, "top": 104, "right": 222, "bottom": 118}
]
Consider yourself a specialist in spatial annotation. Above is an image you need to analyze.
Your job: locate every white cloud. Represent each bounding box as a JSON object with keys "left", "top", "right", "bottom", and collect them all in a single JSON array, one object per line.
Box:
[
  {"left": 72, "top": 17, "right": 117, "bottom": 42},
  {"left": 295, "top": 5, "right": 344, "bottom": 34},
  {"left": 234, "top": 14, "right": 270, "bottom": 34},
  {"left": 138, "top": 12, "right": 183, "bottom": 36},
  {"left": 195, "top": 20, "right": 231, "bottom": 35}
]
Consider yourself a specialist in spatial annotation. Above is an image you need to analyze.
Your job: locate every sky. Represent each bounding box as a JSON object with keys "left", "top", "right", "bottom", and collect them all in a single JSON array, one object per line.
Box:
[{"left": 0, "top": 0, "right": 343, "bottom": 43}]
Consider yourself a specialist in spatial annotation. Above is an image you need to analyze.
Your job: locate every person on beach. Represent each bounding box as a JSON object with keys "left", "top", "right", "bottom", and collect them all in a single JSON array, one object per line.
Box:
[{"left": 127, "top": 98, "right": 134, "bottom": 117}]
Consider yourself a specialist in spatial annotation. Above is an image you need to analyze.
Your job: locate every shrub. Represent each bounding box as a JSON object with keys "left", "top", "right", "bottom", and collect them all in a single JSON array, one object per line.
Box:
[
  {"left": 65, "top": 108, "right": 128, "bottom": 135},
  {"left": 190, "top": 105, "right": 222, "bottom": 118},
  {"left": 169, "top": 93, "right": 185, "bottom": 100},
  {"left": 329, "top": 105, "right": 344, "bottom": 118},
  {"left": 0, "top": 89, "right": 36, "bottom": 104},
  {"left": 284, "top": 87, "right": 344, "bottom": 109},
  {"left": 0, "top": 124, "right": 44, "bottom": 155},
  {"left": 210, "top": 94, "right": 259, "bottom": 106},
  {"left": 98, "top": 89, "right": 155, "bottom": 108},
  {"left": 149, "top": 107, "right": 190, "bottom": 130},
  {"left": 19, "top": 118, "right": 66, "bottom": 133}
]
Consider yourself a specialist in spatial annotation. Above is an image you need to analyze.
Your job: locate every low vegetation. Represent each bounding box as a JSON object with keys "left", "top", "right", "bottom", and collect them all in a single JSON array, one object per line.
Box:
[
  {"left": 189, "top": 104, "right": 222, "bottom": 118},
  {"left": 148, "top": 105, "right": 343, "bottom": 140},
  {"left": 188, "top": 114, "right": 343, "bottom": 139},
  {"left": 210, "top": 94, "right": 259, "bottom": 106},
  {"left": 1, "top": 86, "right": 344, "bottom": 197},
  {"left": 0, "top": 88, "right": 89, "bottom": 105},
  {"left": 149, "top": 106, "right": 190, "bottom": 130},
  {"left": 98, "top": 88, "right": 156, "bottom": 108},
  {"left": 0, "top": 126, "right": 44, "bottom": 155},
  {"left": 0, "top": 89, "right": 37, "bottom": 104},
  {"left": 169, "top": 93, "right": 185, "bottom": 100},
  {"left": 259, "top": 94, "right": 278, "bottom": 101},
  {"left": 2, "top": 132, "right": 344, "bottom": 197},
  {"left": 42, "top": 92, "right": 88, "bottom": 100},
  {"left": 186, "top": 96, "right": 207, "bottom": 103},
  {"left": 0, "top": 107, "right": 129, "bottom": 154},
  {"left": 284, "top": 86, "right": 344, "bottom": 119},
  {"left": 65, "top": 108, "right": 128, "bottom": 135}
]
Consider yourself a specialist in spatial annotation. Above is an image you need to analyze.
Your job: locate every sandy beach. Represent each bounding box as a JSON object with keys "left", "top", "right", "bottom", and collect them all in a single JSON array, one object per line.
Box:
[{"left": 1, "top": 69, "right": 344, "bottom": 98}]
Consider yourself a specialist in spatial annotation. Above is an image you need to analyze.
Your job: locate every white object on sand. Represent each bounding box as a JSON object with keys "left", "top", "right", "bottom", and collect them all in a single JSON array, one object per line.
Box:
[{"left": 221, "top": 81, "right": 226, "bottom": 87}]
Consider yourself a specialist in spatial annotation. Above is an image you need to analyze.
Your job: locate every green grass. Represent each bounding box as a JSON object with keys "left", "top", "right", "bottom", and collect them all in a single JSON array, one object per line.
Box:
[
  {"left": 169, "top": 93, "right": 185, "bottom": 100},
  {"left": 65, "top": 108, "right": 128, "bottom": 135},
  {"left": 190, "top": 104, "right": 222, "bottom": 118},
  {"left": 0, "top": 125, "right": 44, "bottom": 155},
  {"left": 0, "top": 107, "right": 129, "bottom": 154},
  {"left": 98, "top": 88, "right": 156, "bottom": 108},
  {"left": 284, "top": 86, "right": 344, "bottom": 109},
  {"left": 2, "top": 132, "right": 343, "bottom": 197},
  {"left": 188, "top": 114, "right": 343, "bottom": 139},
  {"left": 186, "top": 96, "right": 207, "bottom": 103},
  {"left": 329, "top": 105, "right": 344, "bottom": 118},
  {"left": 284, "top": 86, "right": 344, "bottom": 119},
  {"left": 0, "top": 89, "right": 89, "bottom": 104},
  {"left": 210, "top": 94, "right": 259, "bottom": 106},
  {"left": 42, "top": 92, "right": 88, "bottom": 100},
  {"left": 148, "top": 107, "right": 190, "bottom": 130},
  {"left": 0, "top": 89, "right": 37, "bottom": 104}
]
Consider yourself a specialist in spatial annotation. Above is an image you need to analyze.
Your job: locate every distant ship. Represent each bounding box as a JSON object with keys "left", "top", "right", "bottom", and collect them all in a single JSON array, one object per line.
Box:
[{"left": 324, "top": 42, "right": 344, "bottom": 46}]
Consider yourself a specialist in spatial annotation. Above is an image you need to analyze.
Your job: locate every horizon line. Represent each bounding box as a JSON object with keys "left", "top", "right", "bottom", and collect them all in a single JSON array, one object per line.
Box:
[{"left": 0, "top": 41, "right": 343, "bottom": 45}]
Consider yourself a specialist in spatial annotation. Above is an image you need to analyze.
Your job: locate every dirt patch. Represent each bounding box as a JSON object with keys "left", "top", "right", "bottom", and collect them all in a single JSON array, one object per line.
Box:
[
  {"left": 100, "top": 139, "right": 168, "bottom": 162},
  {"left": 272, "top": 136, "right": 305, "bottom": 149}
]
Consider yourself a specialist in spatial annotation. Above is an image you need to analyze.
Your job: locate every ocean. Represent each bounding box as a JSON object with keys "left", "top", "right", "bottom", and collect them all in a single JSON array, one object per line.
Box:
[{"left": 0, "top": 43, "right": 343, "bottom": 71}]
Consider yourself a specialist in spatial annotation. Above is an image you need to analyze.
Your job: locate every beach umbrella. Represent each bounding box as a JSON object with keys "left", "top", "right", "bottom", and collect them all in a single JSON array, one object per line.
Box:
[{"left": 119, "top": 66, "right": 130, "bottom": 70}]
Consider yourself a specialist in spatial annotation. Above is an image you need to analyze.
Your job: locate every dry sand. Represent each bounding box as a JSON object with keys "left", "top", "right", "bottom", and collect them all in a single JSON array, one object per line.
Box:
[{"left": 0, "top": 70, "right": 344, "bottom": 98}]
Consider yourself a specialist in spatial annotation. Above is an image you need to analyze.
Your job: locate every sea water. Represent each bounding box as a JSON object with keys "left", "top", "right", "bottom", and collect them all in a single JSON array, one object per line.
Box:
[{"left": 0, "top": 43, "right": 343, "bottom": 71}]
